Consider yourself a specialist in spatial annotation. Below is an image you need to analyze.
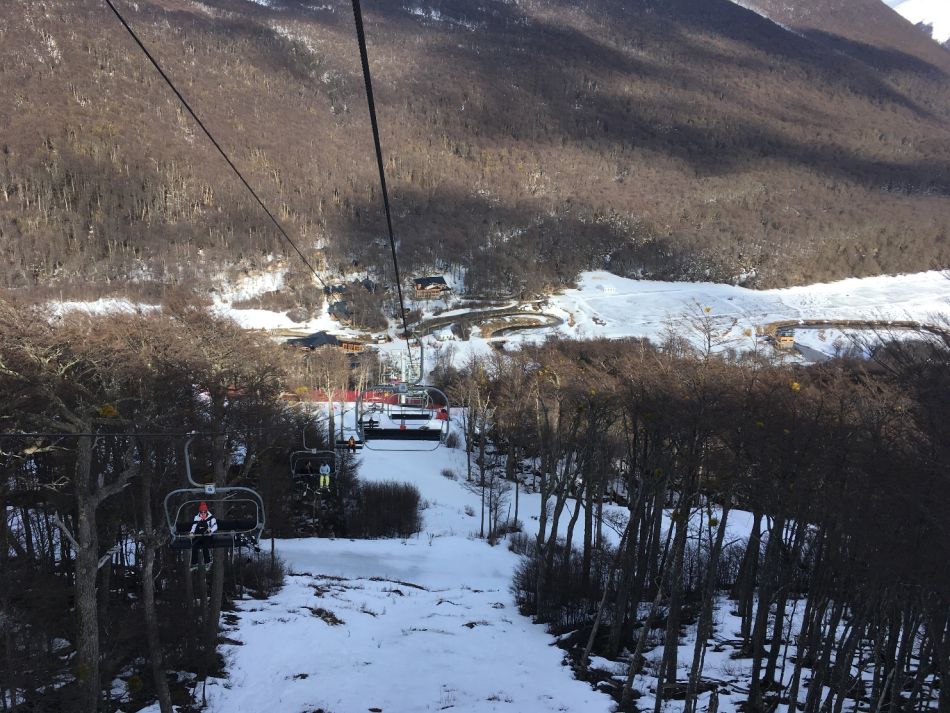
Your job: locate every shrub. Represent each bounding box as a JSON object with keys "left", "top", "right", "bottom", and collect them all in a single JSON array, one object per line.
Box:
[
  {"left": 491, "top": 519, "right": 523, "bottom": 540},
  {"left": 236, "top": 552, "right": 286, "bottom": 599},
  {"left": 231, "top": 290, "right": 297, "bottom": 312},
  {"left": 285, "top": 306, "right": 312, "bottom": 323},
  {"left": 346, "top": 481, "right": 422, "bottom": 538},
  {"left": 440, "top": 468, "right": 456, "bottom": 480},
  {"left": 507, "top": 531, "right": 533, "bottom": 556},
  {"left": 511, "top": 541, "right": 618, "bottom": 633}
]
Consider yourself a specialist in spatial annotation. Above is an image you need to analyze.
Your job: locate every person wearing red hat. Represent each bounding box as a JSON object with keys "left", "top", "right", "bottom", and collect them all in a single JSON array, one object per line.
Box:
[{"left": 189, "top": 501, "right": 218, "bottom": 570}]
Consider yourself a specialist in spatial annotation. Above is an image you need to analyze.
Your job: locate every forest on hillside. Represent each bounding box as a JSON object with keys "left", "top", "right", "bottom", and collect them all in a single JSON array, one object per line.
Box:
[
  {"left": 2, "top": 0, "right": 950, "bottom": 303},
  {"left": 0, "top": 303, "right": 425, "bottom": 711},
  {"left": 440, "top": 330, "right": 949, "bottom": 712},
  {"left": 2, "top": 298, "right": 947, "bottom": 711}
]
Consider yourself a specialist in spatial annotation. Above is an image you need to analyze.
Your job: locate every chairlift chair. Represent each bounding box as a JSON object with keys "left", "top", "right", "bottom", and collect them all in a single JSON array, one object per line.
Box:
[
  {"left": 291, "top": 450, "right": 337, "bottom": 495},
  {"left": 290, "top": 425, "right": 337, "bottom": 494},
  {"left": 356, "top": 383, "right": 451, "bottom": 451},
  {"left": 380, "top": 338, "right": 424, "bottom": 385},
  {"left": 334, "top": 436, "right": 364, "bottom": 450},
  {"left": 290, "top": 449, "right": 337, "bottom": 477},
  {"left": 164, "top": 435, "right": 265, "bottom": 551}
]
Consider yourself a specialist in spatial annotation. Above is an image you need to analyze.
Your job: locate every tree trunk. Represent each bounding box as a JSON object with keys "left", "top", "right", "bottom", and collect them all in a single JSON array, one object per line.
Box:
[
  {"left": 607, "top": 480, "right": 661, "bottom": 658},
  {"left": 605, "top": 515, "right": 641, "bottom": 658},
  {"left": 73, "top": 436, "right": 101, "bottom": 712},
  {"left": 657, "top": 494, "right": 692, "bottom": 707},
  {"left": 140, "top": 466, "right": 172, "bottom": 713},
  {"left": 786, "top": 593, "right": 819, "bottom": 713},
  {"left": 561, "top": 482, "right": 585, "bottom": 586},
  {"left": 749, "top": 515, "right": 786, "bottom": 711},
  {"left": 581, "top": 520, "right": 632, "bottom": 667},
  {"left": 621, "top": 586, "right": 665, "bottom": 708},
  {"left": 684, "top": 509, "right": 730, "bottom": 713},
  {"left": 582, "top": 473, "right": 594, "bottom": 591},
  {"left": 803, "top": 600, "right": 844, "bottom": 713},
  {"left": 734, "top": 511, "right": 763, "bottom": 646}
]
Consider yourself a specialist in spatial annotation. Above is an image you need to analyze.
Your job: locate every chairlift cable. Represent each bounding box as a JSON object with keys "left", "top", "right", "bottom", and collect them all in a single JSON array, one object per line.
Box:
[
  {"left": 0, "top": 431, "right": 218, "bottom": 439},
  {"left": 0, "top": 425, "right": 294, "bottom": 440},
  {"left": 101, "top": 0, "right": 328, "bottom": 289},
  {"left": 349, "top": 0, "right": 413, "bottom": 355}
]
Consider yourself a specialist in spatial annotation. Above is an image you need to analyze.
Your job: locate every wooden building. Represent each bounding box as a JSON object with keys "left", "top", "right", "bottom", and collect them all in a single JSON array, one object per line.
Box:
[
  {"left": 413, "top": 276, "right": 450, "bottom": 299},
  {"left": 775, "top": 327, "right": 795, "bottom": 349}
]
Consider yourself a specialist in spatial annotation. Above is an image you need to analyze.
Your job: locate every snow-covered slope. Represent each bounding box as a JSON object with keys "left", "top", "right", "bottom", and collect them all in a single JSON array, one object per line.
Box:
[
  {"left": 425, "top": 270, "right": 950, "bottom": 367},
  {"left": 886, "top": 0, "right": 950, "bottom": 43},
  {"left": 50, "top": 269, "right": 950, "bottom": 368},
  {"left": 130, "top": 413, "right": 776, "bottom": 712},
  {"left": 198, "top": 537, "right": 613, "bottom": 713},
  {"left": 136, "top": 442, "right": 620, "bottom": 713},
  {"left": 550, "top": 270, "right": 950, "bottom": 345}
]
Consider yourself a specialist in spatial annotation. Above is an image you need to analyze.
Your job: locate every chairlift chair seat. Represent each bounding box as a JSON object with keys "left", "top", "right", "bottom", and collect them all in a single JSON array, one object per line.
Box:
[
  {"left": 335, "top": 438, "right": 364, "bottom": 450},
  {"left": 169, "top": 517, "right": 261, "bottom": 550},
  {"left": 290, "top": 450, "right": 337, "bottom": 477}
]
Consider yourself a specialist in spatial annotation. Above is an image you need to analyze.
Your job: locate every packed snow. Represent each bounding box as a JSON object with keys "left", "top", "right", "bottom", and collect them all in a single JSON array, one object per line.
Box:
[
  {"left": 197, "top": 539, "right": 614, "bottom": 713},
  {"left": 548, "top": 270, "right": 950, "bottom": 342},
  {"left": 788, "top": 326, "right": 894, "bottom": 360},
  {"left": 136, "top": 434, "right": 621, "bottom": 713},
  {"left": 47, "top": 298, "right": 160, "bottom": 318}
]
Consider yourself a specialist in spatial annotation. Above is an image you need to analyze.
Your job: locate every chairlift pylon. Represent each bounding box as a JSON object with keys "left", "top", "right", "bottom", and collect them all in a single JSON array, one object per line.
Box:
[
  {"left": 164, "top": 434, "right": 265, "bottom": 551},
  {"left": 380, "top": 335, "right": 424, "bottom": 386}
]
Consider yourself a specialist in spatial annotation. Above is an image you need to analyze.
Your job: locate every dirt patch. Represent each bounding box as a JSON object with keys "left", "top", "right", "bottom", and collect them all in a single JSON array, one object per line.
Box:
[
  {"left": 368, "top": 576, "right": 428, "bottom": 591},
  {"left": 306, "top": 606, "right": 345, "bottom": 626}
]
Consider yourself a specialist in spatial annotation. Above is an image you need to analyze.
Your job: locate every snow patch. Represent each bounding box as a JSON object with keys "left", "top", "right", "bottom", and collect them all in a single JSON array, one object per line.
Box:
[
  {"left": 47, "top": 298, "right": 159, "bottom": 319},
  {"left": 270, "top": 22, "right": 319, "bottom": 54},
  {"left": 405, "top": 5, "right": 484, "bottom": 31},
  {"left": 725, "top": 0, "right": 801, "bottom": 34}
]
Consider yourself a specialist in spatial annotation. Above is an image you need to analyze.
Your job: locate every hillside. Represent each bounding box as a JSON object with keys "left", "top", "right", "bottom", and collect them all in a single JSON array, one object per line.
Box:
[{"left": 2, "top": 0, "right": 950, "bottom": 297}]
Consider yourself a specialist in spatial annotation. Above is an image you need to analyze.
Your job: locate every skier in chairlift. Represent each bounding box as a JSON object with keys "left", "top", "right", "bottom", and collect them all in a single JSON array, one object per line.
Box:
[
  {"left": 318, "top": 462, "right": 332, "bottom": 490},
  {"left": 190, "top": 501, "right": 218, "bottom": 570}
]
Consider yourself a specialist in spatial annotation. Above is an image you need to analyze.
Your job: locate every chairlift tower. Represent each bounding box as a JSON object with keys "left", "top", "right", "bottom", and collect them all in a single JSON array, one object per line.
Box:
[{"left": 380, "top": 335, "right": 424, "bottom": 385}]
